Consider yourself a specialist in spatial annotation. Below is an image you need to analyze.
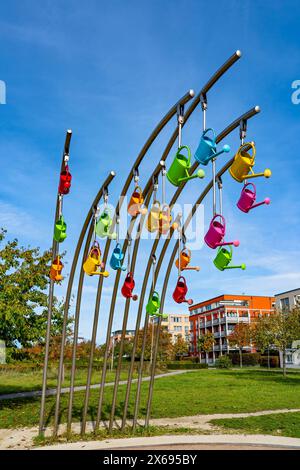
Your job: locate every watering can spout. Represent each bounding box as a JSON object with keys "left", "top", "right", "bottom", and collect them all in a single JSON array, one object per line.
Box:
[
  {"left": 224, "top": 263, "right": 246, "bottom": 270},
  {"left": 241, "top": 168, "right": 272, "bottom": 181},
  {"left": 178, "top": 168, "right": 205, "bottom": 184}
]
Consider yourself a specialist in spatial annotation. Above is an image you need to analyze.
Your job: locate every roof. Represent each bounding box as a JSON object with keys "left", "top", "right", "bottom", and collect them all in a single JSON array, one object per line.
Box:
[{"left": 275, "top": 288, "right": 300, "bottom": 297}]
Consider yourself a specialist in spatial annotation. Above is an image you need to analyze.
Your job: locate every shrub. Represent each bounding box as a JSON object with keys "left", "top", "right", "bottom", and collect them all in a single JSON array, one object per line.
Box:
[
  {"left": 260, "top": 356, "right": 279, "bottom": 368},
  {"left": 229, "top": 352, "right": 261, "bottom": 366},
  {"left": 167, "top": 362, "right": 208, "bottom": 370},
  {"left": 215, "top": 355, "right": 232, "bottom": 369}
]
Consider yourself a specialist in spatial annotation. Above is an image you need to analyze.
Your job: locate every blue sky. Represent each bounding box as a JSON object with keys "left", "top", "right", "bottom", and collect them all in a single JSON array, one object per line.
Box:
[{"left": 1, "top": 0, "right": 300, "bottom": 342}]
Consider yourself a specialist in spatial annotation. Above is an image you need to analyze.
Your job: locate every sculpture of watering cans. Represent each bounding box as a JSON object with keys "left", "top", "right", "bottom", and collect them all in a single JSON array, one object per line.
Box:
[
  {"left": 175, "top": 248, "right": 200, "bottom": 272},
  {"left": 213, "top": 246, "right": 246, "bottom": 271},
  {"left": 172, "top": 276, "right": 193, "bottom": 305},
  {"left": 53, "top": 215, "right": 67, "bottom": 243},
  {"left": 96, "top": 209, "right": 116, "bottom": 239},
  {"left": 237, "top": 182, "right": 270, "bottom": 213},
  {"left": 83, "top": 242, "right": 109, "bottom": 277},
  {"left": 109, "top": 243, "right": 126, "bottom": 271},
  {"left": 159, "top": 204, "right": 172, "bottom": 235},
  {"left": 128, "top": 186, "right": 147, "bottom": 217},
  {"left": 167, "top": 146, "right": 205, "bottom": 187},
  {"left": 194, "top": 128, "right": 230, "bottom": 166},
  {"left": 146, "top": 201, "right": 161, "bottom": 232},
  {"left": 121, "top": 272, "right": 138, "bottom": 301},
  {"left": 229, "top": 142, "right": 272, "bottom": 183},
  {"left": 146, "top": 291, "right": 161, "bottom": 315},
  {"left": 204, "top": 214, "right": 239, "bottom": 250},
  {"left": 58, "top": 165, "right": 72, "bottom": 195},
  {"left": 50, "top": 256, "right": 64, "bottom": 282}
]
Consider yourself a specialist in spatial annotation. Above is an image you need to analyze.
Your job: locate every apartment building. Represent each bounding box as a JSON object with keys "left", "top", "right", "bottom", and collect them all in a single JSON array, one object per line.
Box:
[
  {"left": 275, "top": 288, "right": 300, "bottom": 367},
  {"left": 189, "top": 294, "right": 275, "bottom": 364},
  {"left": 153, "top": 313, "right": 190, "bottom": 343}
]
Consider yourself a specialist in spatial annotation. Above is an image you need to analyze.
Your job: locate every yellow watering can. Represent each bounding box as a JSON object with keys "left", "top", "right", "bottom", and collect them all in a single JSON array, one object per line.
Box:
[
  {"left": 229, "top": 142, "right": 271, "bottom": 183},
  {"left": 83, "top": 241, "right": 109, "bottom": 277},
  {"left": 146, "top": 200, "right": 161, "bottom": 232},
  {"left": 159, "top": 204, "right": 172, "bottom": 234},
  {"left": 128, "top": 186, "right": 148, "bottom": 217}
]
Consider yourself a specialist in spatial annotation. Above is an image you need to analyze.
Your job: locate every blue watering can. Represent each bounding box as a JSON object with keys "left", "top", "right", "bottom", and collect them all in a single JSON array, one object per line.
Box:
[
  {"left": 194, "top": 128, "right": 230, "bottom": 165},
  {"left": 110, "top": 243, "right": 126, "bottom": 271}
]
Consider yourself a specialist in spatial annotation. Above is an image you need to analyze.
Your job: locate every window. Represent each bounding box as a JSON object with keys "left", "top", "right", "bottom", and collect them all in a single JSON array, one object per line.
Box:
[
  {"left": 174, "top": 326, "right": 182, "bottom": 332},
  {"left": 280, "top": 297, "right": 290, "bottom": 311}
]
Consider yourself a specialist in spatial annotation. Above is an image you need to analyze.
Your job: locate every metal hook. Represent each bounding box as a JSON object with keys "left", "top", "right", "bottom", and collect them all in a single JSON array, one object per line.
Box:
[
  {"left": 240, "top": 119, "right": 247, "bottom": 144},
  {"left": 133, "top": 168, "right": 139, "bottom": 185}
]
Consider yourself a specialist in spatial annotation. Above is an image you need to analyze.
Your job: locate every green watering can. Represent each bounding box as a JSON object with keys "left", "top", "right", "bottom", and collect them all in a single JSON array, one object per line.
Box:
[
  {"left": 54, "top": 215, "right": 67, "bottom": 243},
  {"left": 146, "top": 291, "right": 161, "bottom": 315},
  {"left": 213, "top": 246, "right": 246, "bottom": 271},
  {"left": 167, "top": 146, "right": 205, "bottom": 187},
  {"left": 96, "top": 209, "right": 116, "bottom": 239}
]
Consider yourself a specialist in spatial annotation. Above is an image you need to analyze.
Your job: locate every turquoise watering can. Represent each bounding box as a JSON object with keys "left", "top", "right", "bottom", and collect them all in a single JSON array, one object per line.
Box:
[
  {"left": 146, "top": 291, "right": 161, "bottom": 315},
  {"left": 96, "top": 209, "right": 116, "bottom": 239},
  {"left": 194, "top": 128, "right": 230, "bottom": 165},
  {"left": 109, "top": 243, "right": 126, "bottom": 271},
  {"left": 213, "top": 246, "right": 246, "bottom": 271},
  {"left": 167, "top": 146, "right": 205, "bottom": 187}
]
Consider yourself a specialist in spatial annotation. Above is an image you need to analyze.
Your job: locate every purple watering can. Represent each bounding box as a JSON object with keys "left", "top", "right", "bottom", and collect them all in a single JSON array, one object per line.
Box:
[
  {"left": 237, "top": 183, "right": 270, "bottom": 213},
  {"left": 204, "top": 214, "right": 239, "bottom": 249}
]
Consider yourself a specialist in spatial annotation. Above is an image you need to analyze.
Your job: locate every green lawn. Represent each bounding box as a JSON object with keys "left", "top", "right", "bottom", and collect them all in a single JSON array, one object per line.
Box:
[
  {"left": 1, "top": 369, "right": 300, "bottom": 429},
  {"left": 210, "top": 412, "right": 300, "bottom": 438},
  {"left": 0, "top": 366, "right": 138, "bottom": 395}
]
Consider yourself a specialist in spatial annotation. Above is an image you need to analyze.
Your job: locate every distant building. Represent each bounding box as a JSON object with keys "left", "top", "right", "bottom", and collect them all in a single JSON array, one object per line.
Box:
[
  {"left": 189, "top": 294, "right": 275, "bottom": 364},
  {"left": 110, "top": 329, "right": 135, "bottom": 348},
  {"left": 275, "top": 288, "right": 300, "bottom": 368},
  {"left": 153, "top": 313, "right": 190, "bottom": 343}
]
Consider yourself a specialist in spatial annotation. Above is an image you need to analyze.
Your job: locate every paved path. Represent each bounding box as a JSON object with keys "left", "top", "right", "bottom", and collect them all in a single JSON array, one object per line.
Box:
[{"left": 0, "top": 370, "right": 191, "bottom": 401}]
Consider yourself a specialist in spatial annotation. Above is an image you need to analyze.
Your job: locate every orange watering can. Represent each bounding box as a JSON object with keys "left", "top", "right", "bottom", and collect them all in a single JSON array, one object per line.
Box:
[
  {"left": 83, "top": 241, "right": 109, "bottom": 277},
  {"left": 159, "top": 204, "right": 172, "bottom": 234},
  {"left": 128, "top": 186, "right": 147, "bottom": 217},
  {"left": 50, "top": 256, "right": 64, "bottom": 282},
  {"left": 175, "top": 248, "right": 200, "bottom": 272},
  {"left": 146, "top": 200, "right": 161, "bottom": 232},
  {"left": 229, "top": 142, "right": 271, "bottom": 183}
]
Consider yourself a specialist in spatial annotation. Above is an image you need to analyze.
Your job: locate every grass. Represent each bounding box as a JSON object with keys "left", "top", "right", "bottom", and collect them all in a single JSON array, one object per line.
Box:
[
  {"left": 0, "top": 365, "right": 139, "bottom": 395},
  {"left": 1, "top": 369, "right": 300, "bottom": 429},
  {"left": 210, "top": 412, "right": 300, "bottom": 439}
]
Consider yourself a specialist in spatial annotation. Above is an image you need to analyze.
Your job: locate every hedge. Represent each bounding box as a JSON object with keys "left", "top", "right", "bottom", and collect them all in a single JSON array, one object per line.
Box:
[
  {"left": 260, "top": 356, "right": 279, "bottom": 368},
  {"left": 229, "top": 352, "right": 261, "bottom": 366},
  {"left": 167, "top": 362, "right": 208, "bottom": 370}
]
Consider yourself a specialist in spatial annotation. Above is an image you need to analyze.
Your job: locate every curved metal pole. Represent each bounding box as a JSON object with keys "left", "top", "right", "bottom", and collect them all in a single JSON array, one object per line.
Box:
[
  {"left": 78, "top": 90, "right": 195, "bottom": 433},
  {"left": 52, "top": 170, "right": 116, "bottom": 436},
  {"left": 144, "top": 107, "right": 261, "bottom": 427},
  {"left": 39, "top": 130, "right": 72, "bottom": 435}
]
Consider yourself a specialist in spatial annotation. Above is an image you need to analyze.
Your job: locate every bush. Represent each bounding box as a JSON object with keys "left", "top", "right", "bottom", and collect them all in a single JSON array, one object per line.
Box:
[
  {"left": 229, "top": 352, "right": 261, "bottom": 366},
  {"left": 167, "top": 362, "right": 208, "bottom": 370},
  {"left": 260, "top": 356, "right": 279, "bottom": 368},
  {"left": 215, "top": 355, "right": 232, "bottom": 369}
]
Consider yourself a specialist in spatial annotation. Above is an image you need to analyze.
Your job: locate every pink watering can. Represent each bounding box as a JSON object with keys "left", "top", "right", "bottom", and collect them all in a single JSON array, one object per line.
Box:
[
  {"left": 204, "top": 214, "right": 239, "bottom": 250},
  {"left": 237, "top": 183, "right": 270, "bottom": 213}
]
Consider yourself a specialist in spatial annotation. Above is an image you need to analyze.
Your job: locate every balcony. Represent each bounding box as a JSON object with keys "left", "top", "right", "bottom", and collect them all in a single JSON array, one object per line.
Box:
[{"left": 205, "top": 321, "right": 212, "bottom": 327}]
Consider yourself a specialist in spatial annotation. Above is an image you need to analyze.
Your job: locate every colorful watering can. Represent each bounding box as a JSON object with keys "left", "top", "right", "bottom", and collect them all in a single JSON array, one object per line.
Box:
[
  {"left": 159, "top": 204, "right": 172, "bottom": 235},
  {"left": 146, "top": 201, "right": 161, "bottom": 232},
  {"left": 95, "top": 209, "right": 116, "bottom": 239},
  {"left": 213, "top": 246, "right": 246, "bottom": 271},
  {"left": 53, "top": 215, "right": 67, "bottom": 243},
  {"left": 50, "top": 256, "right": 64, "bottom": 282},
  {"left": 121, "top": 272, "right": 138, "bottom": 301},
  {"left": 229, "top": 142, "right": 272, "bottom": 183},
  {"left": 167, "top": 146, "right": 205, "bottom": 187},
  {"left": 237, "top": 183, "right": 271, "bottom": 213},
  {"left": 109, "top": 243, "right": 126, "bottom": 271},
  {"left": 128, "top": 186, "right": 147, "bottom": 217},
  {"left": 194, "top": 128, "right": 230, "bottom": 165},
  {"left": 58, "top": 165, "right": 72, "bottom": 195},
  {"left": 204, "top": 214, "right": 239, "bottom": 249},
  {"left": 175, "top": 248, "right": 200, "bottom": 272},
  {"left": 172, "top": 276, "right": 193, "bottom": 305},
  {"left": 146, "top": 291, "right": 161, "bottom": 315},
  {"left": 83, "top": 242, "right": 109, "bottom": 277}
]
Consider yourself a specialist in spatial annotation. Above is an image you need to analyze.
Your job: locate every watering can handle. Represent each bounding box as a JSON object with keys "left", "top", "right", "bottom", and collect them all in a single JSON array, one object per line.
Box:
[
  {"left": 182, "top": 248, "right": 191, "bottom": 258},
  {"left": 202, "top": 128, "right": 216, "bottom": 141},
  {"left": 211, "top": 213, "right": 226, "bottom": 230},
  {"left": 243, "top": 182, "right": 256, "bottom": 194},
  {"left": 177, "top": 145, "right": 191, "bottom": 165},
  {"left": 177, "top": 275, "right": 187, "bottom": 285},
  {"left": 152, "top": 200, "right": 161, "bottom": 208},
  {"left": 239, "top": 142, "right": 256, "bottom": 159},
  {"left": 152, "top": 290, "right": 159, "bottom": 297},
  {"left": 218, "top": 245, "right": 233, "bottom": 256}
]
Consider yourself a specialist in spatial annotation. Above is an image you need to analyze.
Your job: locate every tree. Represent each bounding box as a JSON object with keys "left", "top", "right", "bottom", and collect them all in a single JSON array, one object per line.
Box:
[
  {"left": 135, "top": 325, "right": 173, "bottom": 362},
  {"left": 197, "top": 332, "right": 215, "bottom": 363},
  {"left": 0, "top": 228, "right": 71, "bottom": 348},
  {"left": 227, "top": 323, "right": 252, "bottom": 368},
  {"left": 172, "top": 335, "right": 189, "bottom": 360},
  {"left": 252, "top": 315, "right": 274, "bottom": 369},
  {"left": 267, "top": 309, "right": 300, "bottom": 377}
]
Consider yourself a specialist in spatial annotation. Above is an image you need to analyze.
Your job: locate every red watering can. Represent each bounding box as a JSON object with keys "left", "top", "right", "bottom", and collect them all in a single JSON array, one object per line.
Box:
[
  {"left": 121, "top": 272, "right": 138, "bottom": 301},
  {"left": 172, "top": 276, "right": 193, "bottom": 305},
  {"left": 237, "top": 183, "right": 270, "bottom": 213},
  {"left": 58, "top": 165, "right": 72, "bottom": 195},
  {"left": 204, "top": 214, "right": 239, "bottom": 250}
]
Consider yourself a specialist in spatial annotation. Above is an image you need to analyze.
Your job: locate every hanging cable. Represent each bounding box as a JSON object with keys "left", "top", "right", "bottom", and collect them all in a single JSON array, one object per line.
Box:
[
  {"left": 152, "top": 175, "right": 158, "bottom": 202},
  {"left": 177, "top": 222, "right": 182, "bottom": 278},
  {"left": 151, "top": 254, "right": 156, "bottom": 292},
  {"left": 133, "top": 168, "right": 139, "bottom": 188},
  {"left": 200, "top": 93, "right": 207, "bottom": 132},
  {"left": 177, "top": 104, "right": 184, "bottom": 149},
  {"left": 58, "top": 194, "right": 63, "bottom": 218},
  {"left": 127, "top": 235, "right": 132, "bottom": 274},
  {"left": 161, "top": 165, "right": 166, "bottom": 206},
  {"left": 240, "top": 119, "right": 247, "bottom": 184},
  {"left": 116, "top": 213, "right": 120, "bottom": 244},
  {"left": 217, "top": 176, "right": 223, "bottom": 216},
  {"left": 92, "top": 206, "right": 99, "bottom": 243}
]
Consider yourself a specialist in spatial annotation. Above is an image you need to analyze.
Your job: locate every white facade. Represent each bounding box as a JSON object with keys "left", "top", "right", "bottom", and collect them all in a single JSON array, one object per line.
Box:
[{"left": 275, "top": 287, "right": 300, "bottom": 311}]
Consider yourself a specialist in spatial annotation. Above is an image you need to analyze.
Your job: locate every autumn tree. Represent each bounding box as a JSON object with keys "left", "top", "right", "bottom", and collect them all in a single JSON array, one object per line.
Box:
[
  {"left": 252, "top": 315, "right": 274, "bottom": 369},
  {"left": 0, "top": 228, "right": 71, "bottom": 349},
  {"left": 197, "top": 332, "right": 215, "bottom": 363},
  {"left": 228, "top": 323, "right": 252, "bottom": 368},
  {"left": 172, "top": 335, "right": 189, "bottom": 360}
]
